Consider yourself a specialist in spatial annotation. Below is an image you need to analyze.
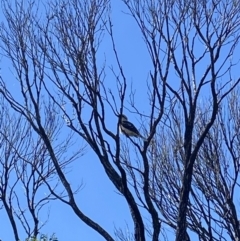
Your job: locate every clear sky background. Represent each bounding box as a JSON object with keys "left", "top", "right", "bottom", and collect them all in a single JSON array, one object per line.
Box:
[
  {"left": 0, "top": 1, "right": 154, "bottom": 241},
  {"left": 1, "top": 1, "right": 240, "bottom": 241}
]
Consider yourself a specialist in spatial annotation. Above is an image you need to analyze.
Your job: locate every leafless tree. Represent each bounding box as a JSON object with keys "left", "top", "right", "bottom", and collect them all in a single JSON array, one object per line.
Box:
[
  {"left": 120, "top": 0, "right": 240, "bottom": 240},
  {"left": 0, "top": 96, "right": 82, "bottom": 241},
  {"left": 0, "top": 0, "right": 240, "bottom": 241}
]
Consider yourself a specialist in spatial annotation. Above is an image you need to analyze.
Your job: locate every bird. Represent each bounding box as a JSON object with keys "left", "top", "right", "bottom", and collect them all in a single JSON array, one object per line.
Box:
[{"left": 118, "top": 114, "right": 146, "bottom": 140}]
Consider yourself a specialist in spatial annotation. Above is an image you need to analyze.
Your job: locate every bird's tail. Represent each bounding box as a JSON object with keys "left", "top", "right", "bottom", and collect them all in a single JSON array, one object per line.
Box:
[{"left": 139, "top": 134, "right": 147, "bottom": 141}]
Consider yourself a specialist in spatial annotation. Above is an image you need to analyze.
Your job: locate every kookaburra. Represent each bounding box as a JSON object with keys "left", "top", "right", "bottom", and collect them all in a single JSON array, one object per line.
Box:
[{"left": 118, "top": 114, "right": 146, "bottom": 140}]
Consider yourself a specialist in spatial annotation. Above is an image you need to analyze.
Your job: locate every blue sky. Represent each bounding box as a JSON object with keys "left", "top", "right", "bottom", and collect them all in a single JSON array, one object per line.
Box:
[
  {"left": 0, "top": 1, "right": 153, "bottom": 241},
  {"left": 1, "top": 1, "right": 240, "bottom": 241}
]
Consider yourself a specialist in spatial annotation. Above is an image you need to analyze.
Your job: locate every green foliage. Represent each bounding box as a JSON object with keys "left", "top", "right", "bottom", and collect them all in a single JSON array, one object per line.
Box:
[{"left": 24, "top": 234, "right": 58, "bottom": 241}]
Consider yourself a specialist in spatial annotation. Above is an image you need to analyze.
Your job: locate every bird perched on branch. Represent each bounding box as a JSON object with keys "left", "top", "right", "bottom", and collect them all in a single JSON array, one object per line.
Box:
[{"left": 118, "top": 114, "right": 146, "bottom": 141}]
